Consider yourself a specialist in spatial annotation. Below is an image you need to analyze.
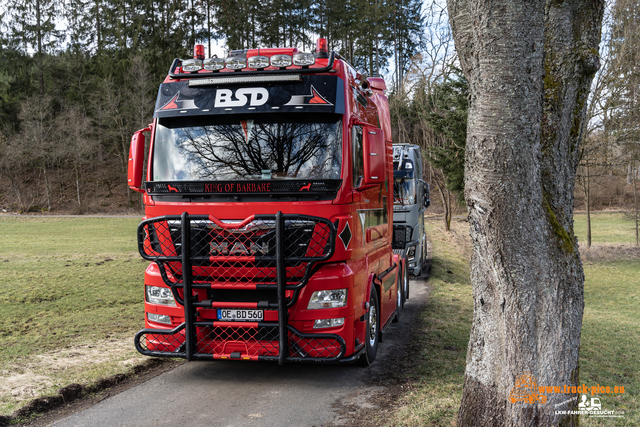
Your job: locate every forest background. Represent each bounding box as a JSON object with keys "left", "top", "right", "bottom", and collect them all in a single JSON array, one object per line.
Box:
[{"left": 0, "top": 0, "right": 637, "bottom": 237}]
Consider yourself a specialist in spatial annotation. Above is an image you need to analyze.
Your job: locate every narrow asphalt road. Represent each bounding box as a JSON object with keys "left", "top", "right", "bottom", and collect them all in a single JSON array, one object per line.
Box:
[{"left": 49, "top": 276, "right": 430, "bottom": 427}]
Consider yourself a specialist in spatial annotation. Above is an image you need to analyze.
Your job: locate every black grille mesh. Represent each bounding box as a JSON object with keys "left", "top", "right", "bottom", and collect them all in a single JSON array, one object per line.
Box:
[{"left": 139, "top": 216, "right": 332, "bottom": 288}]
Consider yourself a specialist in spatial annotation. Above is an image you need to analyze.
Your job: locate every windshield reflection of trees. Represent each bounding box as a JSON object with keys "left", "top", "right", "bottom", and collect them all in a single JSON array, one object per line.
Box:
[
  {"left": 394, "top": 178, "right": 416, "bottom": 205},
  {"left": 178, "top": 120, "right": 341, "bottom": 180}
]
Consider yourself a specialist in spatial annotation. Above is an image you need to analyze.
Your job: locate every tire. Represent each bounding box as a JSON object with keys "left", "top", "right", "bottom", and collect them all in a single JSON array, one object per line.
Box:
[
  {"left": 357, "top": 288, "right": 380, "bottom": 366},
  {"left": 403, "top": 260, "right": 410, "bottom": 301},
  {"left": 393, "top": 270, "right": 403, "bottom": 322},
  {"left": 417, "top": 234, "right": 426, "bottom": 277}
]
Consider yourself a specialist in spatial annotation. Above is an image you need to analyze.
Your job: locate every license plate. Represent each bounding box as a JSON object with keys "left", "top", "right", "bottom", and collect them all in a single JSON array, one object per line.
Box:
[{"left": 217, "top": 309, "right": 264, "bottom": 321}]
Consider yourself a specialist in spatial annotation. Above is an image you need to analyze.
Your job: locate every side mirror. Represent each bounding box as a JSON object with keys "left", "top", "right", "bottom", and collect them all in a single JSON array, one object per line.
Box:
[
  {"left": 424, "top": 182, "right": 431, "bottom": 208},
  {"left": 128, "top": 127, "right": 151, "bottom": 193},
  {"left": 362, "top": 127, "right": 385, "bottom": 186}
]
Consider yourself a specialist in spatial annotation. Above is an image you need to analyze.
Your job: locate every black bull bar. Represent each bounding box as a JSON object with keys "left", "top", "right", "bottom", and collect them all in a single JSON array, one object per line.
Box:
[{"left": 133, "top": 212, "right": 351, "bottom": 363}]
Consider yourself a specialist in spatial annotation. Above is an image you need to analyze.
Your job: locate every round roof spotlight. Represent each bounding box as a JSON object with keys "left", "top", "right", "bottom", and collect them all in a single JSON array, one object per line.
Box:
[
  {"left": 248, "top": 55, "right": 270, "bottom": 70},
  {"left": 293, "top": 52, "right": 315, "bottom": 67},
  {"left": 225, "top": 57, "right": 247, "bottom": 70},
  {"left": 270, "top": 54, "right": 292, "bottom": 68},
  {"left": 182, "top": 58, "right": 203, "bottom": 73},
  {"left": 203, "top": 57, "right": 225, "bottom": 71}
]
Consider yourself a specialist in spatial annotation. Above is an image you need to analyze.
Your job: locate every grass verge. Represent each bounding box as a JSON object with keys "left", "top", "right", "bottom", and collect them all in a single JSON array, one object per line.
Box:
[
  {"left": 0, "top": 217, "right": 147, "bottom": 418},
  {"left": 381, "top": 212, "right": 638, "bottom": 426},
  {"left": 379, "top": 219, "right": 472, "bottom": 427}
]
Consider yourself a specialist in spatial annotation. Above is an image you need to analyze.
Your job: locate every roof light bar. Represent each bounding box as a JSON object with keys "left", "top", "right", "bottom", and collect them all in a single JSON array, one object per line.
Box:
[
  {"left": 225, "top": 57, "right": 247, "bottom": 70},
  {"left": 270, "top": 54, "right": 292, "bottom": 68},
  {"left": 188, "top": 74, "right": 302, "bottom": 87},
  {"left": 293, "top": 52, "right": 315, "bottom": 66},
  {"left": 203, "top": 57, "right": 225, "bottom": 71},
  {"left": 248, "top": 55, "right": 270, "bottom": 69},
  {"left": 182, "top": 58, "right": 203, "bottom": 72}
]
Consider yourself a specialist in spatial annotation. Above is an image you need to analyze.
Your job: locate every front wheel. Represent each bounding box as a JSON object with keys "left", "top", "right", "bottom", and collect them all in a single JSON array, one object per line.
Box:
[
  {"left": 402, "top": 261, "right": 410, "bottom": 303},
  {"left": 357, "top": 289, "right": 380, "bottom": 366}
]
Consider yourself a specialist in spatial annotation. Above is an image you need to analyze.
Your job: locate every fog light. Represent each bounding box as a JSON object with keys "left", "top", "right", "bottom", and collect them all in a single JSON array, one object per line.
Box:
[
  {"left": 148, "top": 313, "right": 171, "bottom": 325},
  {"left": 409, "top": 262, "right": 417, "bottom": 267},
  {"left": 146, "top": 285, "right": 176, "bottom": 306},
  {"left": 307, "top": 289, "right": 347, "bottom": 309},
  {"left": 313, "top": 318, "right": 345, "bottom": 329}
]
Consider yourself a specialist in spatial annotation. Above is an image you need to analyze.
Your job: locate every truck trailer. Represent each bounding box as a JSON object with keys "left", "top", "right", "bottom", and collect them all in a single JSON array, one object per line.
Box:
[{"left": 128, "top": 39, "right": 406, "bottom": 365}]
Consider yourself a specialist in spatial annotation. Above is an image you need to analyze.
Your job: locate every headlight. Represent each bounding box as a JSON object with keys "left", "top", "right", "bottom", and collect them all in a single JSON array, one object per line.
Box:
[
  {"left": 148, "top": 313, "right": 172, "bottom": 325},
  {"left": 407, "top": 245, "right": 416, "bottom": 260},
  {"left": 146, "top": 285, "right": 176, "bottom": 306},
  {"left": 307, "top": 289, "right": 347, "bottom": 309},
  {"left": 313, "top": 318, "right": 345, "bottom": 329}
]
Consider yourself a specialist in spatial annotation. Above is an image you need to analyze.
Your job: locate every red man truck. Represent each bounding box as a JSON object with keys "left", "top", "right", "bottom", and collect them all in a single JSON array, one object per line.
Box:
[{"left": 128, "top": 39, "right": 407, "bottom": 365}]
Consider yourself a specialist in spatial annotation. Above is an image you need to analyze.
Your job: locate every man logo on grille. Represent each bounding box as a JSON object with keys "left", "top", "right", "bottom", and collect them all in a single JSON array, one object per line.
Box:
[{"left": 210, "top": 241, "right": 269, "bottom": 256}]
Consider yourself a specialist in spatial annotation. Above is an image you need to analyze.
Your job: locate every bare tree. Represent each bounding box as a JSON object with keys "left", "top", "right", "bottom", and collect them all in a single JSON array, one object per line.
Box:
[
  {"left": 448, "top": 0, "right": 605, "bottom": 425},
  {"left": 0, "top": 129, "right": 45, "bottom": 212},
  {"left": 17, "top": 95, "right": 57, "bottom": 211},
  {"left": 55, "top": 106, "right": 94, "bottom": 211}
]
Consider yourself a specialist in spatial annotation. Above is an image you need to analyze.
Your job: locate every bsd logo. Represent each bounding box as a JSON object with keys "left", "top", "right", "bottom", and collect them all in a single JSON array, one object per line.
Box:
[{"left": 214, "top": 88, "right": 269, "bottom": 108}]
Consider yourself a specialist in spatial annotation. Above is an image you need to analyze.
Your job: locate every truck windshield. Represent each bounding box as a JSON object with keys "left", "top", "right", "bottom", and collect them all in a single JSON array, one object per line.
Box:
[
  {"left": 152, "top": 114, "right": 342, "bottom": 181},
  {"left": 393, "top": 178, "right": 416, "bottom": 205}
]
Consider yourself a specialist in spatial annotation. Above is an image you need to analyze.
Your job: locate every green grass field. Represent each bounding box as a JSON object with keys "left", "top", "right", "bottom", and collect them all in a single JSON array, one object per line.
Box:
[
  {"left": 574, "top": 211, "right": 638, "bottom": 245},
  {"left": 578, "top": 212, "right": 639, "bottom": 426},
  {"left": 0, "top": 217, "right": 146, "bottom": 416},
  {"left": 384, "top": 212, "right": 638, "bottom": 426}
]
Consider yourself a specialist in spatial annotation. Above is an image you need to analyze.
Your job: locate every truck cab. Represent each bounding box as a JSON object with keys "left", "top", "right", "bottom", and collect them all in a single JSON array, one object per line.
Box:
[
  {"left": 392, "top": 144, "right": 430, "bottom": 277},
  {"left": 127, "top": 40, "right": 406, "bottom": 365}
]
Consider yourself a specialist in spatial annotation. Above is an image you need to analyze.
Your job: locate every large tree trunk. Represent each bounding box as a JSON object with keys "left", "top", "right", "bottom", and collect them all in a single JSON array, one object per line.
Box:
[{"left": 448, "top": 0, "right": 604, "bottom": 424}]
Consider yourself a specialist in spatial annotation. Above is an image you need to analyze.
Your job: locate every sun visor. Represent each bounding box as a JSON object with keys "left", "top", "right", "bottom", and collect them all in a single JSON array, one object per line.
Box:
[{"left": 154, "top": 75, "right": 345, "bottom": 118}]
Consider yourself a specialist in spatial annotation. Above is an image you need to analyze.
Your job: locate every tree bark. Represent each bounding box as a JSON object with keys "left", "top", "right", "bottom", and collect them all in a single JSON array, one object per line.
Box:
[{"left": 448, "top": 0, "right": 604, "bottom": 424}]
